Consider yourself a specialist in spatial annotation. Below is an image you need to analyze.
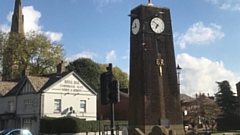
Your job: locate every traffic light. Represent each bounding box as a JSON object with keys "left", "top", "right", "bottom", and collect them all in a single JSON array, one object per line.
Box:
[
  {"left": 100, "top": 72, "right": 111, "bottom": 105},
  {"left": 109, "top": 80, "right": 120, "bottom": 103},
  {"left": 100, "top": 63, "right": 120, "bottom": 105}
]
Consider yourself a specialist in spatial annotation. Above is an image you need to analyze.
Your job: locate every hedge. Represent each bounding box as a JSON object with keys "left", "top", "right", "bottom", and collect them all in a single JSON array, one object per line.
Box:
[{"left": 40, "top": 116, "right": 128, "bottom": 133}]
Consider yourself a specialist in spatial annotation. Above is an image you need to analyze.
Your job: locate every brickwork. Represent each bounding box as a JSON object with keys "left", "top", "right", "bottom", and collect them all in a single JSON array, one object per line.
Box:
[
  {"left": 129, "top": 4, "right": 183, "bottom": 135},
  {"left": 97, "top": 93, "right": 129, "bottom": 120}
]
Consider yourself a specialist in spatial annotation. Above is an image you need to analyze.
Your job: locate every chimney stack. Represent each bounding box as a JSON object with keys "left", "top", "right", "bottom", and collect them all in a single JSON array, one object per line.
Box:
[
  {"left": 22, "top": 65, "right": 29, "bottom": 77},
  {"left": 57, "top": 61, "right": 65, "bottom": 74}
]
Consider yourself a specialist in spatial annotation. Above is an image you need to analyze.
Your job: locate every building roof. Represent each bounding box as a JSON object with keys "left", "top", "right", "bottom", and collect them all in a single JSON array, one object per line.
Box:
[
  {"left": 180, "top": 93, "right": 194, "bottom": 102},
  {"left": 39, "top": 72, "right": 70, "bottom": 91},
  {"left": 0, "top": 81, "right": 18, "bottom": 96},
  {"left": 27, "top": 76, "right": 49, "bottom": 92},
  {"left": 5, "top": 75, "right": 51, "bottom": 96},
  {"left": 3, "top": 71, "right": 97, "bottom": 96}
]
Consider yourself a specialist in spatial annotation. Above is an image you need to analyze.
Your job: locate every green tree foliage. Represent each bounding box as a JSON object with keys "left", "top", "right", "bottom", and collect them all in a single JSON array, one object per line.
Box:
[
  {"left": 66, "top": 59, "right": 129, "bottom": 94},
  {"left": 25, "top": 31, "right": 64, "bottom": 75},
  {"left": 215, "top": 80, "right": 240, "bottom": 131},
  {"left": 0, "top": 31, "right": 8, "bottom": 74},
  {"left": 2, "top": 32, "right": 27, "bottom": 79},
  {"left": 99, "top": 64, "right": 129, "bottom": 89},
  {"left": 215, "top": 80, "right": 238, "bottom": 116},
  {"left": 66, "top": 58, "right": 101, "bottom": 93},
  {"left": 0, "top": 31, "right": 64, "bottom": 80},
  {"left": 112, "top": 66, "right": 129, "bottom": 89}
]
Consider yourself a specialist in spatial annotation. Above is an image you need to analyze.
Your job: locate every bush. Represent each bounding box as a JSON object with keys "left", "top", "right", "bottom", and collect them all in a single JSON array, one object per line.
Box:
[
  {"left": 40, "top": 117, "right": 128, "bottom": 133},
  {"left": 40, "top": 116, "right": 85, "bottom": 133},
  {"left": 40, "top": 117, "right": 55, "bottom": 133},
  {"left": 217, "top": 115, "right": 240, "bottom": 131}
]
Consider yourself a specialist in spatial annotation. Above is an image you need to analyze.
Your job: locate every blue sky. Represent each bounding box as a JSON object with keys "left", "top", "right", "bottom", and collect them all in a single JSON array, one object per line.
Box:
[{"left": 1, "top": 0, "right": 240, "bottom": 97}]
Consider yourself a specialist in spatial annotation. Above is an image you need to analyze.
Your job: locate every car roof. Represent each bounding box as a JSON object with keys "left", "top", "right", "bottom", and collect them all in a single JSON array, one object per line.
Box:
[{"left": 0, "top": 129, "right": 31, "bottom": 135}]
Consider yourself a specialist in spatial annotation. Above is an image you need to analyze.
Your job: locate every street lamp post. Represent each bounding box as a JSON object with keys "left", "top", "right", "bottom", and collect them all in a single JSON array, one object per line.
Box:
[{"left": 176, "top": 64, "right": 182, "bottom": 94}]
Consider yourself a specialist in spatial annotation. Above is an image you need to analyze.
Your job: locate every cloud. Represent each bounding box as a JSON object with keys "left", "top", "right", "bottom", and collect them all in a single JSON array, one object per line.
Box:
[
  {"left": 95, "top": 0, "right": 122, "bottom": 4},
  {"left": 106, "top": 50, "right": 116, "bottom": 63},
  {"left": 0, "top": 24, "right": 10, "bottom": 32},
  {"left": 0, "top": 6, "right": 63, "bottom": 42},
  {"left": 176, "top": 22, "right": 224, "bottom": 49},
  {"left": 121, "top": 49, "right": 129, "bottom": 60},
  {"left": 94, "top": 0, "right": 122, "bottom": 11},
  {"left": 0, "top": 11, "right": 13, "bottom": 32},
  {"left": 22, "top": 6, "right": 42, "bottom": 32},
  {"left": 206, "top": 0, "right": 219, "bottom": 4},
  {"left": 177, "top": 53, "right": 240, "bottom": 97},
  {"left": 220, "top": 3, "right": 240, "bottom": 11},
  {"left": 44, "top": 31, "right": 63, "bottom": 43},
  {"left": 67, "top": 51, "right": 98, "bottom": 62},
  {"left": 7, "top": 11, "right": 12, "bottom": 22},
  {"left": 207, "top": 0, "right": 240, "bottom": 11}
]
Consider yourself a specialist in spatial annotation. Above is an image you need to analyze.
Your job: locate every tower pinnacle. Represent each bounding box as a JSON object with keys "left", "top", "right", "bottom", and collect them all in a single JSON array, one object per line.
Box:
[
  {"left": 11, "top": 0, "right": 24, "bottom": 35},
  {"left": 148, "top": 0, "right": 153, "bottom": 5}
]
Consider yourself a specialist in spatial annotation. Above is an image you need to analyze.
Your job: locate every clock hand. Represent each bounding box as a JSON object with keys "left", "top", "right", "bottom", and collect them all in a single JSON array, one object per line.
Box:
[
  {"left": 132, "top": 23, "right": 137, "bottom": 29},
  {"left": 152, "top": 21, "right": 157, "bottom": 25},
  {"left": 155, "top": 24, "right": 159, "bottom": 29}
]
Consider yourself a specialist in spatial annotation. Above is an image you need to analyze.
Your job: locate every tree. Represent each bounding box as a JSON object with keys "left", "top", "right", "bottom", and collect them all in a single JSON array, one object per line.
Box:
[
  {"left": 25, "top": 31, "right": 64, "bottom": 75},
  {"left": 183, "top": 94, "right": 220, "bottom": 134},
  {"left": 0, "top": 31, "right": 8, "bottom": 74},
  {"left": 66, "top": 58, "right": 102, "bottom": 94},
  {"left": 0, "top": 31, "right": 64, "bottom": 80},
  {"left": 2, "top": 32, "right": 27, "bottom": 79},
  {"left": 195, "top": 94, "right": 220, "bottom": 132},
  {"left": 215, "top": 80, "right": 240, "bottom": 131},
  {"left": 215, "top": 80, "right": 238, "bottom": 115},
  {"left": 99, "top": 64, "right": 129, "bottom": 89},
  {"left": 66, "top": 59, "right": 129, "bottom": 94}
]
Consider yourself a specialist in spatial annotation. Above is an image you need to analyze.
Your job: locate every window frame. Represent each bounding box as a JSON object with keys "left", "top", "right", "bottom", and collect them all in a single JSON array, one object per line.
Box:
[
  {"left": 8, "top": 101, "right": 14, "bottom": 112},
  {"left": 24, "top": 99, "right": 33, "bottom": 112},
  {"left": 54, "top": 99, "right": 61, "bottom": 112},
  {"left": 80, "top": 100, "right": 86, "bottom": 113}
]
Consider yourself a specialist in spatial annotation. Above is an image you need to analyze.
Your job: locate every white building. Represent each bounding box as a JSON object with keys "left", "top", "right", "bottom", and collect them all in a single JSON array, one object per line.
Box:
[{"left": 0, "top": 71, "right": 97, "bottom": 135}]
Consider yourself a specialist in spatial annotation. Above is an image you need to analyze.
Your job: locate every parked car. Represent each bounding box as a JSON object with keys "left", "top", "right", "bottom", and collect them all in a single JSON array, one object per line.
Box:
[{"left": 0, "top": 129, "right": 32, "bottom": 135}]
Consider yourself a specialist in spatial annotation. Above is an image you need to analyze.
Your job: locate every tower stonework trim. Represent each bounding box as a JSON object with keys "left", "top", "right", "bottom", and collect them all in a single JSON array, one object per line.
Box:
[
  {"left": 129, "top": 4, "right": 184, "bottom": 135},
  {"left": 11, "top": 0, "right": 24, "bottom": 35}
]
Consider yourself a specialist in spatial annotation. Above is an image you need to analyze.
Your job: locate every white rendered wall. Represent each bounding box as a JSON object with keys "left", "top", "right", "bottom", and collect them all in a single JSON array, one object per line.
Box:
[{"left": 42, "top": 74, "right": 97, "bottom": 120}]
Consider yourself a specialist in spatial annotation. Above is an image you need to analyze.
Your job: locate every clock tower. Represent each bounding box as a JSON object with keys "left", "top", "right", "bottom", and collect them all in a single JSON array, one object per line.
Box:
[{"left": 129, "top": 2, "right": 184, "bottom": 135}]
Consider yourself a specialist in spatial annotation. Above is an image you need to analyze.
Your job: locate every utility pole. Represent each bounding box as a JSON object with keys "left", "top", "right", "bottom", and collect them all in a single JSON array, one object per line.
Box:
[{"left": 100, "top": 63, "right": 120, "bottom": 135}]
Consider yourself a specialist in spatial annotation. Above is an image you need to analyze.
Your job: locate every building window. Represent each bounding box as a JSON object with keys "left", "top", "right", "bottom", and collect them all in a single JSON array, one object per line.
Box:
[
  {"left": 24, "top": 99, "right": 32, "bottom": 111},
  {"left": 54, "top": 99, "right": 61, "bottom": 112},
  {"left": 23, "top": 118, "right": 31, "bottom": 130},
  {"left": 8, "top": 101, "right": 14, "bottom": 112},
  {"left": 80, "top": 100, "right": 86, "bottom": 112}
]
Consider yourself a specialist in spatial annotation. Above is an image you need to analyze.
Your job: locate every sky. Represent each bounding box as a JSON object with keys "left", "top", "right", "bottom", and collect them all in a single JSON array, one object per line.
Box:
[{"left": 1, "top": 0, "right": 240, "bottom": 97}]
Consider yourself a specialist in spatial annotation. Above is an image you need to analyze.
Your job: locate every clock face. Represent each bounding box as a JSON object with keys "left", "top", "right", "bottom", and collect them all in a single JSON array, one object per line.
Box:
[
  {"left": 131, "top": 18, "right": 140, "bottom": 35},
  {"left": 150, "top": 17, "right": 165, "bottom": 33}
]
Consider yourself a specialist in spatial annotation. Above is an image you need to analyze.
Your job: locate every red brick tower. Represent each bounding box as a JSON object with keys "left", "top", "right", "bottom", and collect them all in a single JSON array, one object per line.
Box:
[{"left": 128, "top": 3, "right": 184, "bottom": 135}]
